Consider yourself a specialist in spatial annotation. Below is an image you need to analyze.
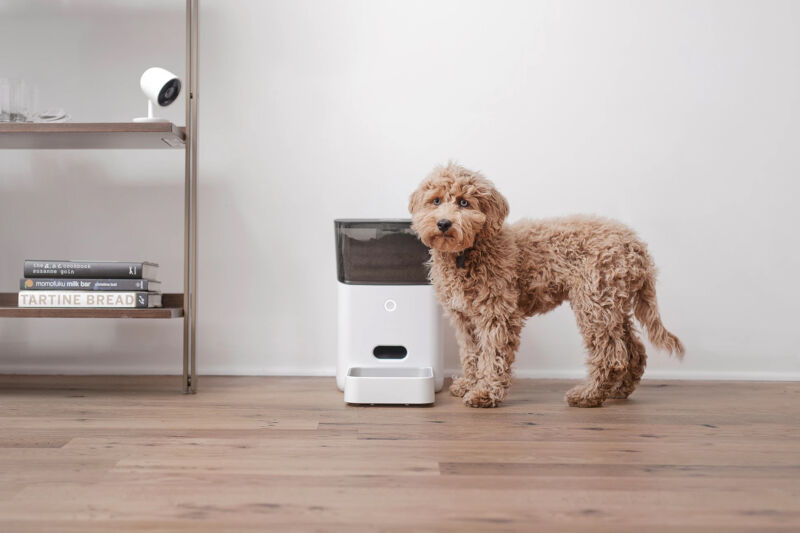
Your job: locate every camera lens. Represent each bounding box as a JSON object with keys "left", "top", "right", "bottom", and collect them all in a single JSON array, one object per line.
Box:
[{"left": 158, "top": 78, "right": 181, "bottom": 106}]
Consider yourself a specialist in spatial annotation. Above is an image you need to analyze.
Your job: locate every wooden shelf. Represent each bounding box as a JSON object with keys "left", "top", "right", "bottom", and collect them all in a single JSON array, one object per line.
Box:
[
  {"left": 0, "top": 122, "right": 185, "bottom": 149},
  {"left": 0, "top": 293, "right": 183, "bottom": 319}
]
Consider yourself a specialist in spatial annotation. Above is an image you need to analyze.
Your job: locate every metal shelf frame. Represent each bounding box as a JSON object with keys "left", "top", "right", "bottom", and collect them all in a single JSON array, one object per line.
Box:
[{"left": 183, "top": 0, "right": 199, "bottom": 393}]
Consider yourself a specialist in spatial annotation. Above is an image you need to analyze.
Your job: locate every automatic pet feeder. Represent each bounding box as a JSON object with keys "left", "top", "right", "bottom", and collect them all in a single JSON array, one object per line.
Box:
[{"left": 335, "top": 219, "right": 443, "bottom": 404}]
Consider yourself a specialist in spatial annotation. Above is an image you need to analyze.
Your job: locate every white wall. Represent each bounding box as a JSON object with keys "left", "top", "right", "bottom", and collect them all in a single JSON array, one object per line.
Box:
[{"left": 1, "top": 0, "right": 798, "bottom": 380}]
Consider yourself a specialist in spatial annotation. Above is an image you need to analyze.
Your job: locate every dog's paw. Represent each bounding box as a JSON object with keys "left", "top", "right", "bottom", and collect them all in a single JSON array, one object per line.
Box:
[
  {"left": 565, "top": 384, "right": 605, "bottom": 408},
  {"left": 449, "top": 376, "right": 473, "bottom": 398},
  {"left": 463, "top": 381, "right": 506, "bottom": 408},
  {"left": 607, "top": 388, "right": 633, "bottom": 400}
]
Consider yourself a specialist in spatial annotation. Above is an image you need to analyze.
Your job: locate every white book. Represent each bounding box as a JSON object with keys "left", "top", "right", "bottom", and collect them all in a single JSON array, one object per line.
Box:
[{"left": 18, "top": 291, "right": 162, "bottom": 308}]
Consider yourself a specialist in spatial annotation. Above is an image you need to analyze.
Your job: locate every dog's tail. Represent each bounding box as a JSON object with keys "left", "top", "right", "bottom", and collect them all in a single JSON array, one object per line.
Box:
[{"left": 634, "top": 276, "right": 685, "bottom": 359}]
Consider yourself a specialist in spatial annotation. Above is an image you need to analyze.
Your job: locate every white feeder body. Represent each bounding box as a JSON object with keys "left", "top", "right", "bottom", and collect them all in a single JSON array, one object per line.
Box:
[{"left": 335, "top": 219, "right": 443, "bottom": 404}]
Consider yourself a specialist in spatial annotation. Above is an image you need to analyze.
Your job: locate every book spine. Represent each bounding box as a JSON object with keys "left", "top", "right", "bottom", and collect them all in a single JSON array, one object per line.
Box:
[
  {"left": 23, "top": 261, "right": 147, "bottom": 279},
  {"left": 20, "top": 278, "right": 154, "bottom": 291},
  {"left": 18, "top": 291, "right": 152, "bottom": 308}
]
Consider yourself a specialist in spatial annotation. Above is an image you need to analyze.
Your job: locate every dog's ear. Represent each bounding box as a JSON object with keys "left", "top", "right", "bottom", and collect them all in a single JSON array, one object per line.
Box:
[
  {"left": 477, "top": 181, "right": 509, "bottom": 236},
  {"left": 408, "top": 181, "right": 428, "bottom": 214}
]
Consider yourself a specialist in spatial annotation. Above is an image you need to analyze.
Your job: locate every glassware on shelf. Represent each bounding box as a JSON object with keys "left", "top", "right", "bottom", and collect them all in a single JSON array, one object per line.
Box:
[
  {"left": 0, "top": 78, "right": 9, "bottom": 122},
  {"left": 9, "top": 79, "right": 38, "bottom": 122},
  {"left": 0, "top": 79, "right": 67, "bottom": 122}
]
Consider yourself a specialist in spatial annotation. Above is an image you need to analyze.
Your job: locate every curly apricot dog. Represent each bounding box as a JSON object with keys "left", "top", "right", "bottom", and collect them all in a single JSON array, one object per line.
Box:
[{"left": 409, "top": 163, "right": 684, "bottom": 408}]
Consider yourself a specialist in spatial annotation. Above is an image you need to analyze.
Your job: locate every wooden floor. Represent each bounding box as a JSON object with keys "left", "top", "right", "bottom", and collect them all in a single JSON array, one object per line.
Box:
[{"left": 0, "top": 376, "right": 798, "bottom": 532}]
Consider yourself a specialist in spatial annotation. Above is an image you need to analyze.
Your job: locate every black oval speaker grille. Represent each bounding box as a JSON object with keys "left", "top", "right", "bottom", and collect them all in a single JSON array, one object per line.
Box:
[{"left": 373, "top": 345, "right": 408, "bottom": 359}]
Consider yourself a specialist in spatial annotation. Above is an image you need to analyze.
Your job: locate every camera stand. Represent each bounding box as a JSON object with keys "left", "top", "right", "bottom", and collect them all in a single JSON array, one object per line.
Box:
[{"left": 134, "top": 100, "right": 169, "bottom": 123}]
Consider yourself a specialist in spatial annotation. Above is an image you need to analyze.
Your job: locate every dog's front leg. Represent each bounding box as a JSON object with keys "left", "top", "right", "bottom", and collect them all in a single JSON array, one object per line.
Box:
[
  {"left": 448, "top": 310, "right": 480, "bottom": 397},
  {"left": 463, "top": 312, "right": 523, "bottom": 408}
]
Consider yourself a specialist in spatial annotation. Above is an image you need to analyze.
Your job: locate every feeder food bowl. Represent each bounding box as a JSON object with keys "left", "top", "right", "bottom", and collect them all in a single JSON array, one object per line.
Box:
[{"left": 344, "top": 366, "right": 435, "bottom": 405}]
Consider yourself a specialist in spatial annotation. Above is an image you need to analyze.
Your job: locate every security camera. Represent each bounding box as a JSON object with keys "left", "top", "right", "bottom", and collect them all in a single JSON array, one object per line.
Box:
[{"left": 133, "top": 67, "right": 182, "bottom": 123}]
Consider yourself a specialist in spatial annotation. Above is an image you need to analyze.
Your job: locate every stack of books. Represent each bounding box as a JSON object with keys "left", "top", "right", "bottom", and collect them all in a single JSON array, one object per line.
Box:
[{"left": 18, "top": 260, "right": 162, "bottom": 308}]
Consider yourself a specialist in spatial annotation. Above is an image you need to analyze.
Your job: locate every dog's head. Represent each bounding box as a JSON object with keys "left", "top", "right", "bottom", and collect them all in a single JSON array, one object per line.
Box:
[{"left": 409, "top": 163, "right": 509, "bottom": 253}]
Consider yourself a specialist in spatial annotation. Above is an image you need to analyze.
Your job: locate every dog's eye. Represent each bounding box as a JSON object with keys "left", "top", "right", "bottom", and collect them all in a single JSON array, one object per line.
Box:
[
  {"left": 432, "top": 198, "right": 440, "bottom": 206},
  {"left": 459, "top": 199, "right": 469, "bottom": 208}
]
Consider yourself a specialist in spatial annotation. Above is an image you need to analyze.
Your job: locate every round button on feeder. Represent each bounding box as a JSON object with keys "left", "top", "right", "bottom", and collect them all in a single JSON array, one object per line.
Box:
[{"left": 384, "top": 299, "right": 397, "bottom": 312}]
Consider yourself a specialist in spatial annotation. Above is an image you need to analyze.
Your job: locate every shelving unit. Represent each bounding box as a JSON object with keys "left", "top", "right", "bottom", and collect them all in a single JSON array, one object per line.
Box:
[{"left": 0, "top": 0, "right": 199, "bottom": 393}]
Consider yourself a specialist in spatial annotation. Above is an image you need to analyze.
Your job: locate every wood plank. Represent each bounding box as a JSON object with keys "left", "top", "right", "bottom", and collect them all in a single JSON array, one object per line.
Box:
[
  {"left": 0, "top": 122, "right": 185, "bottom": 149},
  {"left": 0, "top": 376, "right": 797, "bottom": 530},
  {"left": 0, "top": 293, "right": 183, "bottom": 318}
]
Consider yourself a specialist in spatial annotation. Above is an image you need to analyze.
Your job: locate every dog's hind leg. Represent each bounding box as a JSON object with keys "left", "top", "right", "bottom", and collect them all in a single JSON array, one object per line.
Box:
[
  {"left": 566, "top": 290, "right": 629, "bottom": 408},
  {"left": 608, "top": 320, "right": 648, "bottom": 400},
  {"left": 448, "top": 310, "right": 480, "bottom": 398},
  {"left": 463, "top": 312, "right": 523, "bottom": 408}
]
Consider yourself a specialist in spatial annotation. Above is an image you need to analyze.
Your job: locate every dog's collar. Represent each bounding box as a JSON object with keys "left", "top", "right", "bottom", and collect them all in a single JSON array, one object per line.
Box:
[{"left": 456, "top": 248, "right": 470, "bottom": 269}]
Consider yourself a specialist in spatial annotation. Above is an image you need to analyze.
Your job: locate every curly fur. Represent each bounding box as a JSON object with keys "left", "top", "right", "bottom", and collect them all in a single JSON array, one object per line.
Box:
[{"left": 409, "top": 163, "right": 684, "bottom": 408}]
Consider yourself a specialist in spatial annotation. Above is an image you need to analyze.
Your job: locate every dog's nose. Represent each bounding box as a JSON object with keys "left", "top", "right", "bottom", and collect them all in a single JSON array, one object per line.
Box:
[{"left": 437, "top": 219, "right": 452, "bottom": 233}]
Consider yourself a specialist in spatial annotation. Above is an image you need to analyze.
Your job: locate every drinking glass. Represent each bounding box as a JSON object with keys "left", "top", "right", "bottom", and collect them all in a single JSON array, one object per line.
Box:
[
  {"left": 0, "top": 78, "right": 9, "bottom": 122},
  {"left": 9, "top": 79, "right": 37, "bottom": 122}
]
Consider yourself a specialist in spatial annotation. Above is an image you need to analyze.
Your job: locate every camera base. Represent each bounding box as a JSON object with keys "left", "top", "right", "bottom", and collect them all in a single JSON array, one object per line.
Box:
[{"left": 133, "top": 99, "right": 170, "bottom": 123}]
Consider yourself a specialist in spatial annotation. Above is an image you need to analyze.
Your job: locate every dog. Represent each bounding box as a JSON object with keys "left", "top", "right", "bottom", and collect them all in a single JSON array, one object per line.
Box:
[{"left": 409, "top": 163, "right": 684, "bottom": 408}]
